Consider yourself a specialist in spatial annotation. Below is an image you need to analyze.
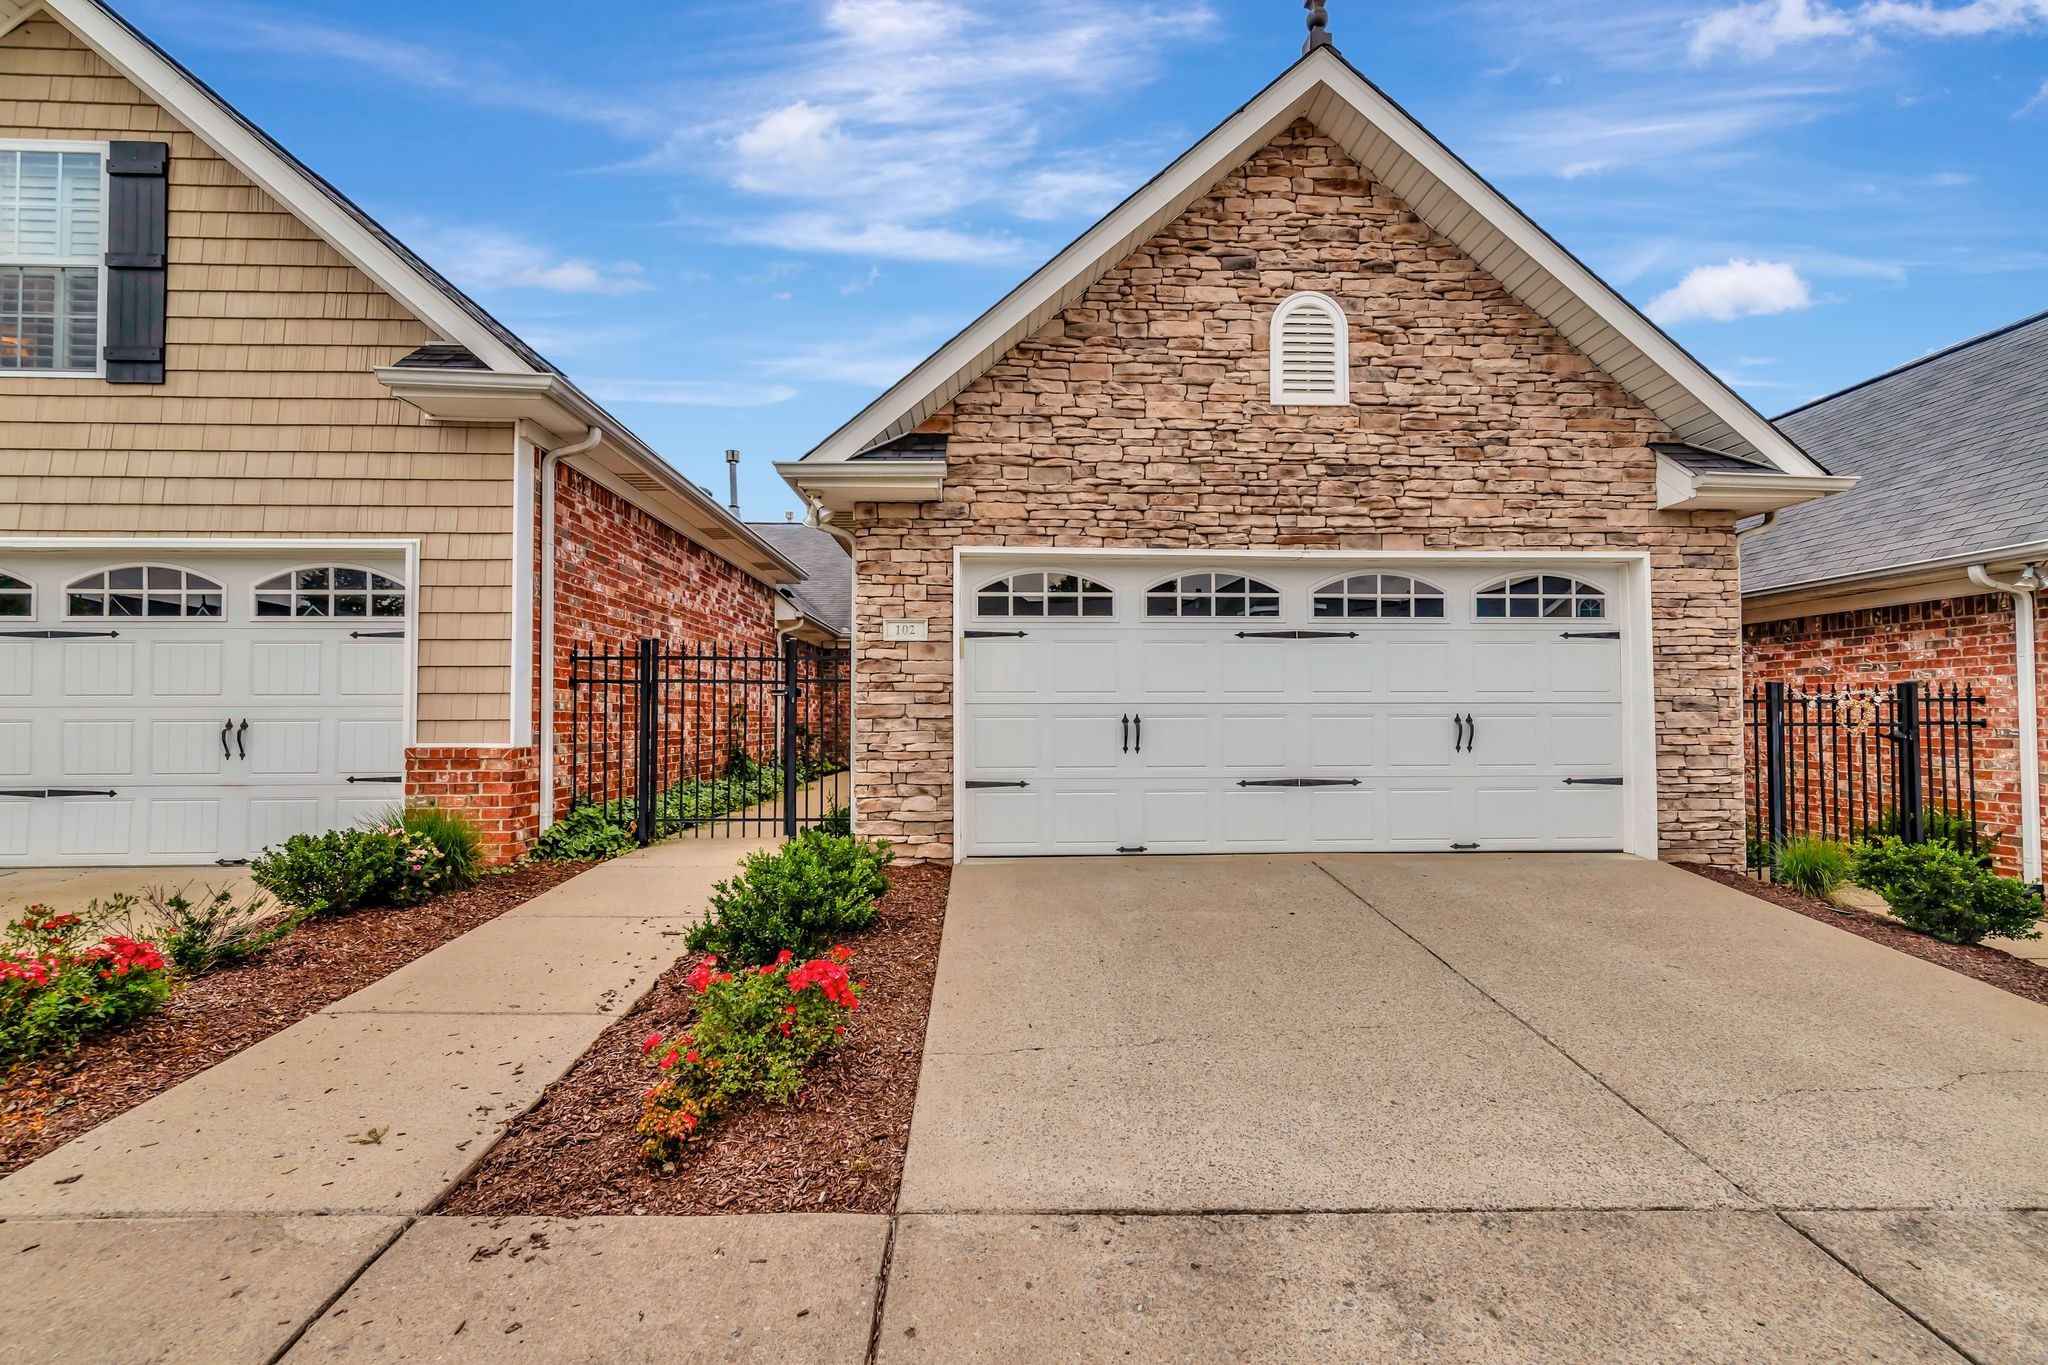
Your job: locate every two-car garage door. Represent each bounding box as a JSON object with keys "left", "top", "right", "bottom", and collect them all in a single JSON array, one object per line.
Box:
[
  {"left": 0, "top": 550, "right": 409, "bottom": 866},
  {"left": 958, "top": 559, "right": 1635, "bottom": 858}
]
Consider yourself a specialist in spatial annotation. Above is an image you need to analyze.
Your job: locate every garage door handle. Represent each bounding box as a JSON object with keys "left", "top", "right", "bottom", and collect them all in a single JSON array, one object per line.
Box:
[
  {"left": 236, "top": 719, "right": 248, "bottom": 760},
  {"left": 221, "top": 720, "right": 233, "bottom": 760},
  {"left": 1453, "top": 714, "right": 1466, "bottom": 752},
  {"left": 1464, "top": 713, "right": 1476, "bottom": 750},
  {"left": 1133, "top": 715, "right": 1141, "bottom": 753},
  {"left": 1121, "top": 714, "right": 1129, "bottom": 752}
]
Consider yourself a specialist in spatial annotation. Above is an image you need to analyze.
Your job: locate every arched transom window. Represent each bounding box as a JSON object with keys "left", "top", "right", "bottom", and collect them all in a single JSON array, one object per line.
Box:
[
  {"left": 1313, "top": 573, "right": 1446, "bottom": 620},
  {"left": 1476, "top": 574, "right": 1607, "bottom": 620},
  {"left": 66, "top": 566, "right": 223, "bottom": 618},
  {"left": 976, "top": 571, "right": 1112, "bottom": 618},
  {"left": 255, "top": 566, "right": 407, "bottom": 619},
  {"left": 1269, "top": 292, "right": 1349, "bottom": 405},
  {"left": 1146, "top": 572, "right": 1281, "bottom": 619},
  {"left": 0, "top": 570, "right": 30, "bottom": 618}
]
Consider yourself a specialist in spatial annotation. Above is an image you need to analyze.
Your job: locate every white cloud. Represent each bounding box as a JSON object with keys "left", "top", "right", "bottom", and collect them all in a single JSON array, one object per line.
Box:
[
  {"left": 1689, "top": 0, "right": 2048, "bottom": 61},
  {"left": 412, "top": 227, "right": 652, "bottom": 296},
  {"left": 578, "top": 379, "right": 798, "bottom": 407},
  {"left": 730, "top": 213, "right": 1032, "bottom": 265},
  {"left": 1480, "top": 83, "right": 1836, "bottom": 177},
  {"left": 1648, "top": 259, "right": 1816, "bottom": 323},
  {"left": 2020, "top": 77, "right": 2048, "bottom": 114},
  {"left": 758, "top": 316, "right": 963, "bottom": 387}
]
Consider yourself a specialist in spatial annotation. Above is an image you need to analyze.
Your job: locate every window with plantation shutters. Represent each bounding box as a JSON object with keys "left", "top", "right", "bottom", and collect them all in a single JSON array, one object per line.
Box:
[
  {"left": 0, "top": 143, "right": 105, "bottom": 374},
  {"left": 1269, "top": 292, "right": 1348, "bottom": 405}
]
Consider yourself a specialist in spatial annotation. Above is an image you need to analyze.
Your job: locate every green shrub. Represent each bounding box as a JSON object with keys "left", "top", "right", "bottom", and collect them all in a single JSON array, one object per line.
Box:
[
  {"left": 1852, "top": 836, "right": 2043, "bottom": 945},
  {"left": 1774, "top": 837, "right": 1853, "bottom": 901},
  {"left": 1, "top": 907, "right": 172, "bottom": 1061},
  {"left": 816, "top": 806, "right": 851, "bottom": 837},
  {"left": 393, "top": 804, "right": 484, "bottom": 892},
  {"left": 684, "top": 831, "right": 892, "bottom": 966},
  {"left": 531, "top": 802, "right": 638, "bottom": 862},
  {"left": 251, "top": 824, "right": 448, "bottom": 915},
  {"left": 1868, "top": 808, "right": 1988, "bottom": 863},
  {"left": 638, "top": 946, "right": 862, "bottom": 1165},
  {"left": 149, "top": 885, "right": 298, "bottom": 975}
]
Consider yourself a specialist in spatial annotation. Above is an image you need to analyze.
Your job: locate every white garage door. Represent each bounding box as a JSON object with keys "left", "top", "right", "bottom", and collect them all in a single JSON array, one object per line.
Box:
[
  {"left": 0, "top": 550, "right": 410, "bottom": 866},
  {"left": 958, "top": 560, "right": 1632, "bottom": 857}
]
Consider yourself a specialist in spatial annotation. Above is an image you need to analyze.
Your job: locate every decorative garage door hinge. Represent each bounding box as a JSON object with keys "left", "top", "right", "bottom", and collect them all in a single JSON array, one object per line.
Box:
[
  {"left": 963, "top": 630, "right": 1028, "bottom": 639},
  {"left": 0, "top": 788, "right": 118, "bottom": 798},
  {"left": 1563, "top": 777, "right": 1625, "bottom": 786},
  {"left": 349, "top": 630, "right": 406, "bottom": 639},
  {"left": 0, "top": 629, "right": 120, "bottom": 639},
  {"left": 1116, "top": 845, "right": 1148, "bottom": 854},
  {"left": 1559, "top": 631, "right": 1620, "bottom": 640},
  {"left": 346, "top": 775, "right": 403, "bottom": 784},
  {"left": 965, "top": 780, "right": 1029, "bottom": 789},
  {"left": 1234, "top": 629, "right": 1359, "bottom": 640},
  {"left": 1235, "top": 778, "right": 1364, "bottom": 787}
]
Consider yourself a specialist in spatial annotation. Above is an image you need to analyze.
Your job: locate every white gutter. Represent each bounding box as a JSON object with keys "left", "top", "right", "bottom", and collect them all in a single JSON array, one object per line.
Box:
[
  {"left": 536, "top": 425, "right": 603, "bottom": 834},
  {"left": 1968, "top": 563, "right": 2042, "bottom": 884}
]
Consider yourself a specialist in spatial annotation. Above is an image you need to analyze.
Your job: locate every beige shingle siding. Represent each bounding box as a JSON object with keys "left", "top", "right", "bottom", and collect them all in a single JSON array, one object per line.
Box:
[{"left": 0, "top": 18, "right": 514, "bottom": 745}]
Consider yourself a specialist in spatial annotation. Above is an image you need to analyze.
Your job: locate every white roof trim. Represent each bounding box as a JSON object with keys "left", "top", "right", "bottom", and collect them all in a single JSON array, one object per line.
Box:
[
  {"left": 795, "top": 47, "right": 1826, "bottom": 478},
  {"left": 1655, "top": 455, "right": 1855, "bottom": 514},
  {"left": 38, "top": 0, "right": 528, "bottom": 372}
]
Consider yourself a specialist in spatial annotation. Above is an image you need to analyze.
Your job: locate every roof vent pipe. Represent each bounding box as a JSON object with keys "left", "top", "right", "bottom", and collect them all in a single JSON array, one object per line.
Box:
[
  {"left": 1968, "top": 563, "right": 2041, "bottom": 885},
  {"left": 726, "top": 449, "right": 741, "bottom": 513}
]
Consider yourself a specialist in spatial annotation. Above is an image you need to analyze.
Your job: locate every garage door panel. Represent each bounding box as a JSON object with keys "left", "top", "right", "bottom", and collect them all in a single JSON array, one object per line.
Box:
[
  {"left": 248, "top": 797, "right": 323, "bottom": 853},
  {"left": 965, "top": 638, "right": 1040, "bottom": 700},
  {"left": 337, "top": 719, "right": 403, "bottom": 777},
  {"left": 0, "top": 801, "right": 31, "bottom": 856},
  {"left": 1216, "top": 645, "right": 1285, "bottom": 696},
  {"left": 1387, "top": 785, "right": 1458, "bottom": 844},
  {"left": 0, "top": 722, "right": 30, "bottom": 776},
  {"left": 1469, "top": 710, "right": 1544, "bottom": 770},
  {"left": 148, "top": 799, "right": 223, "bottom": 857},
  {"left": 1310, "top": 713, "right": 1375, "bottom": 768},
  {"left": 1385, "top": 712, "right": 1457, "bottom": 770},
  {"left": 252, "top": 720, "right": 324, "bottom": 776},
  {"left": 1049, "top": 641, "right": 1117, "bottom": 697},
  {"left": 60, "top": 800, "right": 133, "bottom": 857},
  {"left": 1551, "top": 710, "right": 1623, "bottom": 768},
  {"left": 964, "top": 788, "right": 1043, "bottom": 855},
  {"left": 1305, "top": 786, "right": 1376, "bottom": 844},
  {"left": 62, "top": 720, "right": 134, "bottom": 776},
  {"left": 1385, "top": 640, "right": 1455, "bottom": 696},
  {"left": 1553, "top": 785, "right": 1626, "bottom": 843},
  {"left": 150, "top": 719, "right": 228, "bottom": 777},
  {"left": 1471, "top": 640, "right": 1545, "bottom": 695},
  {"left": 1139, "top": 641, "right": 1208, "bottom": 695},
  {"left": 1218, "top": 787, "right": 1290, "bottom": 845},
  {"left": 1215, "top": 713, "right": 1285, "bottom": 770},
  {"left": 1473, "top": 784, "right": 1545, "bottom": 842},
  {"left": 1050, "top": 788, "right": 1121, "bottom": 851},
  {"left": 969, "top": 714, "right": 1040, "bottom": 770},
  {"left": 0, "top": 642, "right": 31, "bottom": 695},
  {"left": 1305, "top": 640, "right": 1375, "bottom": 694},
  {"left": 1049, "top": 714, "right": 1121, "bottom": 773},
  {"left": 252, "top": 640, "right": 325, "bottom": 697},
  {"left": 151, "top": 640, "right": 224, "bottom": 697},
  {"left": 62, "top": 641, "right": 134, "bottom": 697},
  {"left": 1552, "top": 640, "right": 1622, "bottom": 695},
  {"left": 1140, "top": 787, "right": 1213, "bottom": 848}
]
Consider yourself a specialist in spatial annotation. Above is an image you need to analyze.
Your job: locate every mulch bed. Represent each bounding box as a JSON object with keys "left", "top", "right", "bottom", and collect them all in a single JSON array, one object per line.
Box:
[
  {"left": 1678, "top": 862, "right": 2048, "bottom": 1008},
  {"left": 0, "top": 860, "right": 592, "bottom": 1175},
  {"left": 437, "top": 861, "right": 951, "bottom": 1218}
]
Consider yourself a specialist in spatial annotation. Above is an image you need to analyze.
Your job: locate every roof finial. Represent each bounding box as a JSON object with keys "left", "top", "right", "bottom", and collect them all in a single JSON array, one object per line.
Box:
[{"left": 1304, "top": 0, "right": 1337, "bottom": 55}]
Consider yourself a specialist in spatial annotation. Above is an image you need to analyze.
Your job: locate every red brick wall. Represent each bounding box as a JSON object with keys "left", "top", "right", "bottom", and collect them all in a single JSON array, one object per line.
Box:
[
  {"left": 402, "top": 459, "right": 783, "bottom": 862},
  {"left": 546, "top": 462, "right": 781, "bottom": 823},
  {"left": 1743, "top": 593, "right": 2044, "bottom": 874}
]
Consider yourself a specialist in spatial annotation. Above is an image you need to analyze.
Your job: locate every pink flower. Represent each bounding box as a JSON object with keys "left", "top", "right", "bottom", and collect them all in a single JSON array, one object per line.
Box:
[{"left": 641, "top": 1032, "right": 663, "bottom": 1054}]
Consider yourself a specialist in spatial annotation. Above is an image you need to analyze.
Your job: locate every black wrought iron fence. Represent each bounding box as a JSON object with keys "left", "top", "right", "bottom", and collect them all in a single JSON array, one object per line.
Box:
[
  {"left": 564, "top": 637, "right": 850, "bottom": 844},
  {"left": 1744, "top": 679, "right": 1986, "bottom": 872}
]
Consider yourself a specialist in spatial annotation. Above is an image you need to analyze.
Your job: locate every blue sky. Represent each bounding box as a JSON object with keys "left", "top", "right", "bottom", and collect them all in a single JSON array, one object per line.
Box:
[{"left": 124, "top": 0, "right": 2048, "bottom": 518}]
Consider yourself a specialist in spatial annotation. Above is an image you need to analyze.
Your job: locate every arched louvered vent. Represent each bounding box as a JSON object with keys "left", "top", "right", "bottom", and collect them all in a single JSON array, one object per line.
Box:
[{"left": 1270, "top": 292, "right": 1349, "bottom": 405}]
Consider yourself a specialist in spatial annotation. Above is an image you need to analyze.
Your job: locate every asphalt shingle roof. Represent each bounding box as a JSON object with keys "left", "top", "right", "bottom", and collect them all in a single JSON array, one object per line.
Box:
[
  {"left": 749, "top": 523, "right": 852, "bottom": 638},
  {"left": 1742, "top": 310, "right": 2048, "bottom": 595}
]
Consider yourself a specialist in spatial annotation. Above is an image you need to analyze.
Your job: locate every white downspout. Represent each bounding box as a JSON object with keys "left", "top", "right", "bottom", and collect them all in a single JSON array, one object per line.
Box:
[
  {"left": 1968, "top": 563, "right": 2041, "bottom": 884},
  {"left": 806, "top": 495, "right": 859, "bottom": 833},
  {"left": 536, "top": 425, "right": 603, "bottom": 833}
]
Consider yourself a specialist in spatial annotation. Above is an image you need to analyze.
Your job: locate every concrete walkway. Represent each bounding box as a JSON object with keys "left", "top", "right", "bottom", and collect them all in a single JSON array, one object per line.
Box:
[{"left": 0, "top": 837, "right": 769, "bottom": 1363}]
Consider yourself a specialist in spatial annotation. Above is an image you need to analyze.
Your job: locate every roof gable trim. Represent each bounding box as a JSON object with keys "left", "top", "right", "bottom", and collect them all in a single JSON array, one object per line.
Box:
[{"left": 795, "top": 47, "right": 1824, "bottom": 479}]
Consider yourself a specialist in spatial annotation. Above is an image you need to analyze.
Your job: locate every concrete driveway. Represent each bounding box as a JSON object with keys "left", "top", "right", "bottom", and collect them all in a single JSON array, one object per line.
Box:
[{"left": 882, "top": 854, "right": 2048, "bottom": 1362}]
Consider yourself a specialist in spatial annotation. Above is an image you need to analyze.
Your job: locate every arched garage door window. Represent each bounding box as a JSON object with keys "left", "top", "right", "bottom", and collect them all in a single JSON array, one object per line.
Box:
[
  {"left": 1312, "top": 573, "right": 1446, "bottom": 619},
  {"left": 1146, "top": 573, "right": 1281, "bottom": 618},
  {"left": 255, "top": 566, "right": 407, "bottom": 619},
  {"left": 1476, "top": 574, "right": 1606, "bottom": 620},
  {"left": 0, "top": 570, "right": 30, "bottom": 617},
  {"left": 66, "top": 565, "right": 223, "bottom": 618},
  {"left": 976, "top": 571, "right": 1113, "bottom": 618}
]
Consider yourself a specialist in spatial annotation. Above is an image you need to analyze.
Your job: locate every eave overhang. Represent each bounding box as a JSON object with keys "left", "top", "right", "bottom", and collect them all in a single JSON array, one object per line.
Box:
[
  {"left": 775, "top": 459, "right": 947, "bottom": 515},
  {"left": 376, "top": 366, "right": 803, "bottom": 586},
  {"left": 1655, "top": 455, "right": 1857, "bottom": 514},
  {"left": 1743, "top": 539, "right": 2048, "bottom": 621}
]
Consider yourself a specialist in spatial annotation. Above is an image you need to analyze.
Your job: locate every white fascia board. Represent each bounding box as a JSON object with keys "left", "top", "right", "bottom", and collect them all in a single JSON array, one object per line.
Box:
[
  {"left": 47, "top": 0, "right": 527, "bottom": 372},
  {"left": 1655, "top": 455, "right": 1857, "bottom": 513},
  {"left": 1743, "top": 538, "right": 2048, "bottom": 609},
  {"left": 798, "top": 46, "right": 1827, "bottom": 480},
  {"left": 776, "top": 459, "right": 947, "bottom": 512}
]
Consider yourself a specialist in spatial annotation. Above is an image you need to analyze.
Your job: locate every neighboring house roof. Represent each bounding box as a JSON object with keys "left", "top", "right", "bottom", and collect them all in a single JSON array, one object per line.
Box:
[
  {"left": 749, "top": 523, "right": 852, "bottom": 639},
  {"left": 14, "top": 0, "right": 802, "bottom": 585},
  {"left": 787, "top": 44, "right": 1827, "bottom": 479},
  {"left": 1742, "top": 309, "right": 2048, "bottom": 597}
]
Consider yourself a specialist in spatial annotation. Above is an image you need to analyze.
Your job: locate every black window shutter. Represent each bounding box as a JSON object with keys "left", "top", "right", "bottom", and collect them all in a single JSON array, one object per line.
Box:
[{"left": 103, "top": 140, "right": 169, "bottom": 384}]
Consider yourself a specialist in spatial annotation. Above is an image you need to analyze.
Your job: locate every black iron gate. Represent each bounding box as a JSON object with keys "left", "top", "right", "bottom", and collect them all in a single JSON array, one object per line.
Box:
[
  {"left": 565, "top": 637, "right": 850, "bottom": 844},
  {"left": 1745, "top": 679, "right": 1985, "bottom": 871}
]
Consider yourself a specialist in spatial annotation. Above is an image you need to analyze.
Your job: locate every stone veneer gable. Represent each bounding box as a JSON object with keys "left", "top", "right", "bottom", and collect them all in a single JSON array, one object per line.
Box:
[{"left": 844, "top": 119, "right": 1748, "bottom": 864}]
